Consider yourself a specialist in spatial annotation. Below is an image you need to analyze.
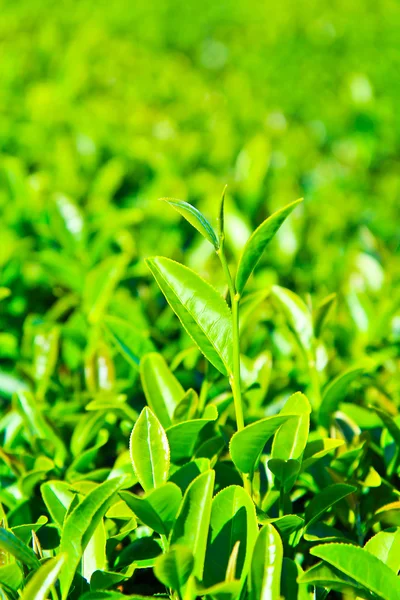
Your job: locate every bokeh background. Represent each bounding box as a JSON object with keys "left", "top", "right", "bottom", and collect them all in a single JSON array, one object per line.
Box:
[{"left": 1, "top": 0, "right": 400, "bottom": 397}]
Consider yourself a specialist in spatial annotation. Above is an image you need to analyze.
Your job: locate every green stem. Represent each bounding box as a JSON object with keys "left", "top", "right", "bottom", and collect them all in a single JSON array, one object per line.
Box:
[
  {"left": 230, "top": 295, "right": 245, "bottom": 432},
  {"left": 160, "top": 534, "right": 169, "bottom": 552},
  {"left": 217, "top": 246, "right": 244, "bottom": 431},
  {"left": 217, "top": 244, "right": 251, "bottom": 495},
  {"left": 279, "top": 486, "right": 285, "bottom": 518}
]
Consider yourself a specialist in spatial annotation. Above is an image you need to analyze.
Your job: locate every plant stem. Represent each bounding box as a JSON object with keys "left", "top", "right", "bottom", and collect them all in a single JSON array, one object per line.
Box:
[
  {"left": 279, "top": 486, "right": 285, "bottom": 518},
  {"left": 217, "top": 246, "right": 244, "bottom": 431},
  {"left": 217, "top": 244, "right": 251, "bottom": 495},
  {"left": 230, "top": 295, "right": 245, "bottom": 432}
]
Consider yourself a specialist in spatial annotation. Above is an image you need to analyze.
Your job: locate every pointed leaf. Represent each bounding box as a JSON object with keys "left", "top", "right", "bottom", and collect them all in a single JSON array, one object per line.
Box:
[
  {"left": 84, "top": 254, "right": 128, "bottom": 324},
  {"left": 249, "top": 524, "right": 283, "bottom": 600},
  {"left": 267, "top": 458, "right": 300, "bottom": 493},
  {"left": 15, "top": 391, "right": 67, "bottom": 467},
  {"left": 104, "top": 316, "right": 153, "bottom": 369},
  {"left": 146, "top": 257, "right": 233, "bottom": 375},
  {"left": 140, "top": 353, "right": 184, "bottom": 428},
  {"left": 119, "top": 483, "right": 182, "bottom": 535},
  {"left": 299, "top": 562, "right": 369, "bottom": 598},
  {"left": 204, "top": 485, "right": 258, "bottom": 588},
  {"left": 40, "top": 481, "right": 75, "bottom": 528},
  {"left": 59, "top": 477, "right": 124, "bottom": 599},
  {"left": 20, "top": 554, "right": 66, "bottom": 600},
  {"left": 0, "top": 527, "right": 40, "bottom": 569},
  {"left": 281, "top": 558, "right": 310, "bottom": 600},
  {"left": 310, "top": 542, "right": 400, "bottom": 600},
  {"left": 236, "top": 199, "right": 302, "bottom": 294},
  {"left": 172, "top": 389, "right": 198, "bottom": 424},
  {"left": 301, "top": 438, "right": 344, "bottom": 471},
  {"left": 364, "top": 529, "right": 400, "bottom": 572},
  {"left": 319, "top": 367, "right": 364, "bottom": 428},
  {"left": 314, "top": 292, "right": 337, "bottom": 338},
  {"left": 272, "top": 392, "right": 311, "bottom": 462},
  {"left": 154, "top": 545, "right": 194, "bottom": 593},
  {"left": 129, "top": 407, "right": 170, "bottom": 492},
  {"left": 305, "top": 483, "right": 356, "bottom": 528},
  {"left": 170, "top": 470, "right": 215, "bottom": 579},
  {"left": 162, "top": 198, "right": 219, "bottom": 248},
  {"left": 166, "top": 409, "right": 217, "bottom": 463},
  {"left": 230, "top": 415, "right": 295, "bottom": 474},
  {"left": 271, "top": 285, "right": 313, "bottom": 353}
]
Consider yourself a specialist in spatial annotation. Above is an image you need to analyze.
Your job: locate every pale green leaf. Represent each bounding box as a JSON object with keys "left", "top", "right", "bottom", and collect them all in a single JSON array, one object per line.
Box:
[{"left": 129, "top": 407, "right": 170, "bottom": 492}]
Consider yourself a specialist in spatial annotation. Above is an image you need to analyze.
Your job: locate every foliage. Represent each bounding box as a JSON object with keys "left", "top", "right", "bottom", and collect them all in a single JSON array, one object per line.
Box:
[{"left": 1, "top": 1, "right": 400, "bottom": 598}]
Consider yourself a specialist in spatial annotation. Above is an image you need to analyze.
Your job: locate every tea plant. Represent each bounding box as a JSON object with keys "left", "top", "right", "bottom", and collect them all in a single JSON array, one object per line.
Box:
[{"left": 1, "top": 194, "right": 400, "bottom": 600}]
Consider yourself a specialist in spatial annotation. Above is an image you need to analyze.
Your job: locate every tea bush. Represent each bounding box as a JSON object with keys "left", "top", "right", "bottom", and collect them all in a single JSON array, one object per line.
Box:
[{"left": 1, "top": 1, "right": 400, "bottom": 599}]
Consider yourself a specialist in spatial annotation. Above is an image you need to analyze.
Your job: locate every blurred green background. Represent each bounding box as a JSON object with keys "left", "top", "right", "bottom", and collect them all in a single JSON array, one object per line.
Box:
[{"left": 1, "top": 0, "right": 400, "bottom": 393}]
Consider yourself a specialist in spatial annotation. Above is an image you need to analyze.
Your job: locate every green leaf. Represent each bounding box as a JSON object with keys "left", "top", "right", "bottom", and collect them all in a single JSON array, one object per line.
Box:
[
  {"left": 59, "top": 477, "right": 124, "bottom": 599},
  {"left": 235, "top": 199, "right": 302, "bottom": 294},
  {"left": 169, "top": 458, "right": 211, "bottom": 493},
  {"left": 129, "top": 407, "right": 170, "bottom": 492},
  {"left": 162, "top": 198, "right": 219, "bottom": 249},
  {"left": 230, "top": 414, "right": 295, "bottom": 474},
  {"left": 299, "top": 561, "right": 370, "bottom": 598},
  {"left": 0, "top": 527, "right": 40, "bottom": 569},
  {"left": 197, "top": 580, "right": 241, "bottom": 600},
  {"left": 166, "top": 409, "right": 217, "bottom": 463},
  {"left": 249, "top": 524, "right": 283, "bottom": 600},
  {"left": 267, "top": 458, "right": 300, "bottom": 493},
  {"left": 154, "top": 545, "right": 194, "bottom": 593},
  {"left": 40, "top": 480, "right": 75, "bottom": 528},
  {"left": 281, "top": 558, "right": 310, "bottom": 600},
  {"left": 217, "top": 185, "right": 227, "bottom": 240},
  {"left": 305, "top": 483, "right": 356, "bottom": 528},
  {"left": 364, "top": 529, "right": 400, "bottom": 572},
  {"left": 140, "top": 352, "right": 184, "bottom": 428},
  {"left": 0, "top": 563, "right": 23, "bottom": 591},
  {"left": 310, "top": 542, "right": 400, "bottom": 600},
  {"left": 172, "top": 388, "right": 198, "bottom": 423},
  {"left": 33, "top": 326, "right": 60, "bottom": 401},
  {"left": 170, "top": 470, "right": 215, "bottom": 579},
  {"left": 313, "top": 292, "right": 337, "bottom": 338},
  {"left": 272, "top": 392, "right": 311, "bottom": 462},
  {"left": 271, "top": 285, "right": 313, "bottom": 353},
  {"left": 20, "top": 554, "right": 66, "bottom": 600},
  {"left": 119, "top": 483, "right": 182, "bottom": 535},
  {"left": 319, "top": 367, "right": 364, "bottom": 428},
  {"left": 301, "top": 437, "right": 344, "bottom": 471},
  {"left": 204, "top": 485, "right": 258, "bottom": 588},
  {"left": 146, "top": 257, "right": 233, "bottom": 375},
  {"left": 82, "top": 519, "right": 106, "bottom": 583},
  {"left": 15, "top": 391, "right": 67, "bottom": 467},
  {"left": 83, "top": 254, "right": 128, "bottom": 324},
  {"left": 104, "top": 315, "right": 153, "bottom": 369}
]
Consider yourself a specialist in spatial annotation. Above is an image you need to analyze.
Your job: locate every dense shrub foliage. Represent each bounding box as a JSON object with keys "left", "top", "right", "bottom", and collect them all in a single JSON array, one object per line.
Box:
[{"left": 1, "top": 1, "right": 400, "bottom": 599}]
